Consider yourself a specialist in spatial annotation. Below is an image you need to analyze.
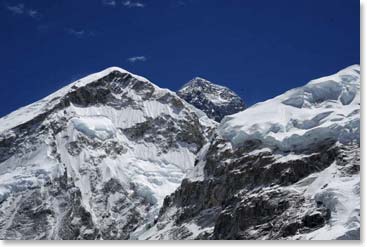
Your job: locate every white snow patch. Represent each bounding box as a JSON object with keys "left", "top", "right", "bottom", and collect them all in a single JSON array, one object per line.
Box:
[{"left": 71, "top": 116, "right": 116, "bottom": 140}]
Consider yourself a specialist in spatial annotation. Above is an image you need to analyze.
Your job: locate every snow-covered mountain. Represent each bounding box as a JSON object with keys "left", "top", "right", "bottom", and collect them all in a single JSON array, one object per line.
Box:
[
  {"left": 0, "top": 65, "right": 360, "bottom": 240},
  {"left": 141, "top": 65, "right": 360, "bottom": 240},
  {"left": 177, "top": 77, "right": 245, "bottom": 122},
  {"left": 0, "top": 67, "right": 216, "bottom": 239}
]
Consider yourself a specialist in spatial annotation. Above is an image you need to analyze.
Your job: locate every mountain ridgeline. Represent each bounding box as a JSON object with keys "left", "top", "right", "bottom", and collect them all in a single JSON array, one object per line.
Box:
[{"left": 0, "top": 65, "right": 360, "bottom": 240}]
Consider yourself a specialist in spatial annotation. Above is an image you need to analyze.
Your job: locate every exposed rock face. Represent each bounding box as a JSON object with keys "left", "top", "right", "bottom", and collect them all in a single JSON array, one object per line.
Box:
[
  {"left": 0, "top": 67, "right": 216, "bottom": 240},
  {"left": 143, "top": 135, "right": 359, "bottom": 240},
  {"left": 177, "top": 77, "right": 245, "bottom": 122}
]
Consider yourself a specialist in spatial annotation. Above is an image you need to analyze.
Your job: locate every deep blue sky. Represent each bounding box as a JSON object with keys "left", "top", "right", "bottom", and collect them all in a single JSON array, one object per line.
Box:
[{"left": 0, "top": 0, "right": 359, "bottom": 117}]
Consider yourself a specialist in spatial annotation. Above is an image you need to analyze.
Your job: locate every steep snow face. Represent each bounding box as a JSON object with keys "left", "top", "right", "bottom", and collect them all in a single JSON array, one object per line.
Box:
[
  {"left": 219, "top": 65, "right": 360, "bottom": 151},
  {"left": 0, "top": 67, "right": 216, "bottom": 240},
  {"left": 147, "top": 65, "right": 360, "bottom": 240},
  {"left": 177, "top": 77, "right": 245, "bottom": 122}
]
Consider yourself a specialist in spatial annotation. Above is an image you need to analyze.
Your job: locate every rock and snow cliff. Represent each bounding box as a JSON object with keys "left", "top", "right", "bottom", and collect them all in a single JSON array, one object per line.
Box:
[
  {"left": 0, "top": 65, "right": 360, "bottom": 240},
  {"left": 177, "top": 77, "right": 245, "bottom": 122},
  {"left": 141, "top": 65, "right": 360, "bottom": 240},
  {"left": 0, "top": 67, "right": 216, "bottom": 239}
]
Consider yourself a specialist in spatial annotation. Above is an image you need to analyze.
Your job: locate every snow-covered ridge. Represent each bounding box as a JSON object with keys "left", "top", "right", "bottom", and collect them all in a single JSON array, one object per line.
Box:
[
  {"left": 0, "top": 67, "right": 157, "bottom": 133},
  {"left": 219, "top": 65, "right": 360, "bottom": 151}
]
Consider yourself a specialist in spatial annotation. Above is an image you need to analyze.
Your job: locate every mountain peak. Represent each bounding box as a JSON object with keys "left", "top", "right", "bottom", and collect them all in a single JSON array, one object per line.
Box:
[
  {"left": 178, "top": 77, "right": 245, "bottom": 122},
  {"left": 181, "top": 77, "right": 225, "bottom": 90},
  {"left": 0, "top": 67, "right": 157, "bottom": 133},
  {"left": 70, "top": 66, "right": 151, "bottom": 89},
  {"left": 0, "top": 65, "right": 216, "bottom": 240}
]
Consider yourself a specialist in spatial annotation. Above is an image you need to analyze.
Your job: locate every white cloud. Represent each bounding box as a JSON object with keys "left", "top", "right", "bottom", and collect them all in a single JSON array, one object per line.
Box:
[
  {"left": 127, "top": 56, "right": 147, "bottom": 63},
  {"left": 27, "top": 9, "right": 39, "bottom": 18},
  {"left": 66, "top": 28, "right": 86, "bottom": 38},
  {"left": 66, "top": 28, "right": 95, "bottom": 38},
  {"left": 122, "top": 1, "right": 145, "bottom": 8},
  {"left": 6, "top": 3, "right": 40, "bottom": 18},
  {"left": 6, "top": 3, "right": 25, "bottom": 14},
  {"left": 102, "top": 0, "right": 117, "bottom": 7}
]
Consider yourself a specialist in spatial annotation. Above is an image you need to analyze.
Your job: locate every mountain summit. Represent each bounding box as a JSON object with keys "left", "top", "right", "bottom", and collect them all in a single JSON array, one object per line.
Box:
[{"left": 177, "top": 77, "right": 245, "bottom": 122}]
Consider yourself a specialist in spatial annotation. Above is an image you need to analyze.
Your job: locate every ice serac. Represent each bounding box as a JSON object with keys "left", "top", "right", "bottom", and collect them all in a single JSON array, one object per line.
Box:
[
  {"left": 0, "top": 67, "right": 216, "bottom": 239},
  {"left": 177, "top": 77, "right": 245, "bottom": 122},
  {"left": 146, "top": 65, "right": 360, "bottom": 240}
]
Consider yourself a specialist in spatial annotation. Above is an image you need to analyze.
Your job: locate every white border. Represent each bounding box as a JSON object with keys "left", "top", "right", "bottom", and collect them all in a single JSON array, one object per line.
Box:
[{"left": 0, "top": 1, "right": 364, "bottom": 246}]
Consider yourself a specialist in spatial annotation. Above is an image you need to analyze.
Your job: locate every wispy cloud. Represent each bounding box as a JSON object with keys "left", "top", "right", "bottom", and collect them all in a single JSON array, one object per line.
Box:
[
  {"left": 6, "top": 3, "right": 24, "bottom": 14},
  {"left": 66, "top": 28, "right": 85, "bottom": 38},
  {"left": 5, "top": 3, "right": 40, "bottom": 18},
  {"left": 127, "top": 56, "right": 147, "bottom": 63},
  {"left": 66, "top": 28, "right": 95, "bottom": 38},
  {"left": 122, "top": 1, "right": 145, "bottom": 8},
  {"left": 102, "top": 0, "right": 117, "bottom": 7},
  {"left": 27, "top": 9, "right": 39, "bottom": 18}
]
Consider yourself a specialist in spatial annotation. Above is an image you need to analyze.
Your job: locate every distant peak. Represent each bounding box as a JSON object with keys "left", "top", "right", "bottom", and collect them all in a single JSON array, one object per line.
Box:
[
  {"left": 192, "top": 76, "right": 209, "bottom": 81},
  {"left": 181, "top": 77, "right": 223, "bottom": 91},
  {"left": 177, "top": 77, "right": 246, "bottom": 122}
]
